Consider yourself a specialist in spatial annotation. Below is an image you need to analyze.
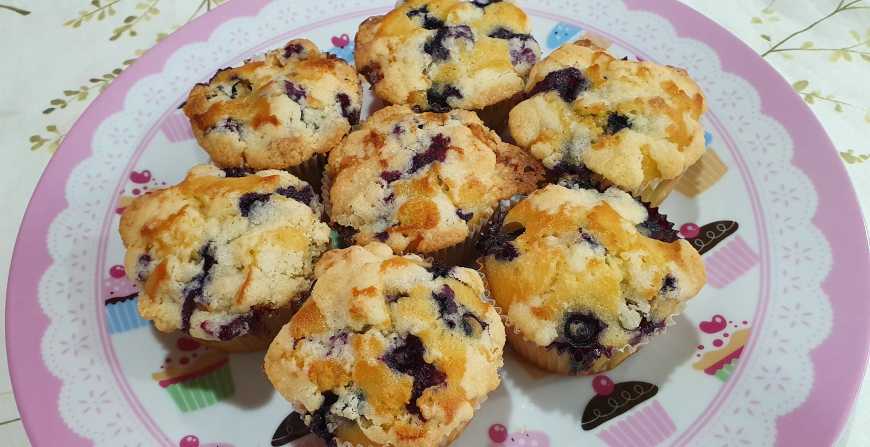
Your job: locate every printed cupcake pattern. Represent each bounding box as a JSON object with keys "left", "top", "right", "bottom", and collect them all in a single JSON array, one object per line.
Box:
[
  {"left": 693, "top": 316, "right": 751, "bottom": 382},
  {"left": 488, "top": 424, "right": 550, "bottom": 447},
  {"left": 104, "top": 264, "right": 148, "bottom": 334},
  {"left": 583, "top": 376, "right": 675, "bottom": 447},
  {"left": 153, "top": 337, "right": 235, "bottom": 412},
  {"left": 178, "top": 435, "right": 235, "bottom": 447},
  {"left": 115, "top": 169, "right": 168, "bottom": 215},
  {"left": 680, "top": 220, "right": 758, "bottom": 288},
  {"left": 675, "top": 131, "right": 728, "bottom": 197},
  {"left": 160, "top": 111, "right": 196, "bottom": 143},
  {"left": 328, "top": 33, "right": 354, "bottom": 63}
]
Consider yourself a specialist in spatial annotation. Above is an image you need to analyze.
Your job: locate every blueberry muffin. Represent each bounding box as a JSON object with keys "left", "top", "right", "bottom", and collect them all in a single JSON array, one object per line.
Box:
[
  {"left": 325, "top": 105, "right": 544, "bottom": 262},
  {"left": 508, "top": 39, "right": 707, "bottom": 206},
  {"left": 478, "top": 184, "right": 706, "bottom": 374},
  {"left": 119, "top": 165, "right": 331, "bottom": 351},
  {"left": 355, "top": 0, "right": 541, "bottom": 113},
  {"left": 183, "top": 39, "right": 362, "bottom": 179},
  {"left": 265, "top": 242, "right": 505, "bottom": 446}
]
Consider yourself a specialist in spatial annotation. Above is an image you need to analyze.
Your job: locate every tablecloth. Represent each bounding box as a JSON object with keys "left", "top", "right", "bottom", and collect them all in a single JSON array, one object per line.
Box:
[{"left": 0, "top": 0, "right": 867, "bottom": 445}]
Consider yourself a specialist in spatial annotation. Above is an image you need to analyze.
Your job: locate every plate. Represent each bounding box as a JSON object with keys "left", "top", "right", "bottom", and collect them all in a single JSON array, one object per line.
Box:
[{"left": 7, "top": 1, "right": 870, "bottom": 446}]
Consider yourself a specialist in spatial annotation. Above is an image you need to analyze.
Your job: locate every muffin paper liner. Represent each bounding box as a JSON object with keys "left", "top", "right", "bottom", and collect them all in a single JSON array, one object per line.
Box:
[
  {"left": 333, "top": 412, "right": 473, "bottom": 447},
  {"left": 198, "top": 307, "right": 294, "bottom": 353},
  {"left": 287, "top": 154, "right": 327, "bottom": 189}
]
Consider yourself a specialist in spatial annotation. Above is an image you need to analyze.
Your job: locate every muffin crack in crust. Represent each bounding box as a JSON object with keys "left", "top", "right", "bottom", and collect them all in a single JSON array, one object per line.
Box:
[
  {"left": 480, "top": 184, "right": 706, "bottom": 374},
  {"left": 183, "top": 39, "right": 362, "bottom": 170},
  {"left": 355, "top": 0, "right": 542, "bottom": 112},
  {"left": 326, "top": 105, "right": 544, "bottom": 255},
  {"left": 265, "top": 243, "right": 506, "bottom": 447},
  {"left": 509, "top": 39, "right": 707, "bottom": 195},
  {"left": 119, "top": 165, "right": 331, "bottom": 345}
]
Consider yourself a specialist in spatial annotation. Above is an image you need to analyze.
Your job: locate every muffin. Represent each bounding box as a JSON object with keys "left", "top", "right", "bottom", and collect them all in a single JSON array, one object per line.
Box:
[
  {"left": 265, "top": 242, "right": 505, "bottom": 447},
  {"left": 508, "top": 39, "right": 707, "bottom": 206},
  {"left": 119, "top": 164, "right": 332, "bottom": 351},
  {"left": 478, "top": 184, "right": 706, "bottom": 374},
  {"left": 183, "top": 39, "right": 362, "bottom": 180},
  {"left": 325, "top": 105, "right": 544, "bottom": 263},
  {"left": 355, "top": 0, "right": 541, "bottom": 114}
]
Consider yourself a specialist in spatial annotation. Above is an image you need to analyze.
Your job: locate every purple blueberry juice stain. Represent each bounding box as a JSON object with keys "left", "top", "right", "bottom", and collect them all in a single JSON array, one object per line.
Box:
[
  {"left": 659, "top": 274, "right": 678, "bottom": 295},
  {"left": 472, "top": 0, "right": 502, "bottom": 7},
  {"left": 201, "top": 312, "right": 257, "bottom": 341},
  {"left": 283, "top": 43, "right": 305, "bottom": 58},
  {"left": 529, "top": 67, "right": 589, "bottom": 103},
  {"left": 579, "top": 231, "right": 603, "bottom": 251},
  {"left": 222, "top": 167, "right": 253, "bottom": 178},
  {"left": 276, "top": 184, "right": 315, "bottom": 207},
  {"left": 336, "top": 93, "right": 360, "bottom": 125},
  {"left": 284, "top": 80, "right": 306, "bottom": 102},
  {"left": 210, "top": 118, "right": 244, "bottom": 136},
  {"left": 424, "top": 26, "right": 474, "bottom": 62},
  {"left": 136, "top": 254, "right": 152, "bottom": 281},
  {"left": 547, "top": 312, "right": 609, "bottom": 372},
  {"left": 359, "top": 63, "right": 383, "bottom": 85},
  {"left": 488, "top": 27, "right": 531, "bottom": 41},
  {"left": 382, "top": 334, "right": 446, "bottom": 418},
  {"left": 392, "top": 125, "right": 404, "bottom": 136},
  {"left": 411, "top": 134, "right": 451, "bottom": 172},
  {"left": 375, "top": 231, "right": 389, "bottom": 242},
  {"left": 428, "top": 263, "right": 453, "bottom": 278},
  {"left": 238, "top": 192, "right": 273, "bottom": 217},
  {"left": 381, "top": 170, "right": 402, "bottom": 183},
  {"left": 181, "top": 243, "right": 217, "bottom": 332},
  {"left": 478, "top": 220, "right": 524, "bottom": 262},
  {"left": 426, "top": 84, "right": 462, "bottom": 112},
  {"left": 604, "top": 112, "right": 631, "bottom": 135},
  {"left": 432, "top": 285, "right": 459, "bottom": 325},
  {"left": 406, "top": 5, "right": 444, "bottom": 30},
  {"left": 326, "top": 331, "right": 349, "bottom": 356},
  {"left": 456, "top": 209, "right": 473, "bottom": 221}
]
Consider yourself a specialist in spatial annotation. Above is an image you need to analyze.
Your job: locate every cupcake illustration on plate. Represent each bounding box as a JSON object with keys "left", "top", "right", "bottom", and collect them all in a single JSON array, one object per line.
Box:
[
  {"left": 582, "top": 376, "right": 675, "bottom": 447},
  {"left": 103, "top": 264, "right": 148, "bottom": 334},
  {"left": 488, "top": 423, "right": 550, "bottom": 447},
  {"left": 675, "top": 132, "right": 728, "bottom": 197},
  {"left": 115, "top": 169, "right": 168, "bottom": 215},
  {"left": 680, "top": 220, "right": 758, "bottom": 288},
  {"left": 178, "top": 435, "right": 235, "bottom": 447},
  {"left": 546, "top": 22, "right": 582, "bottom": 49},
  {"left": 328, "top": 33, "right": 355, "bottom": 63},
  {"left": 153, "top": 337, "right": 235, "bottom": 412},
  {"left": 693, "top": 316, "right": 751, "bottom": 382},
  {"left": 160, "top": 110, "right": 195, "bottom": 143}
]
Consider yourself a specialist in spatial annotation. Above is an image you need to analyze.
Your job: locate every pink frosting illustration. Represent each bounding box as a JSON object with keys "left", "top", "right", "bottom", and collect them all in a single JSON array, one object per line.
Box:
[
  {"left": 488, "top": 423, "right": 550, "bottom": 447},
  {"left": 680, "top": 221, "right": 758, "bottom": 288},
  {"left": 115, "top": 169, "right": 167, "bottom": 214},
  {"left": 179, "top": 435, "right": 235, "bottom": 447},
  {"left": 161, "top": 111, "right": 195, "bottom": 142},
  {"left": 693, "top": 316, "right": 751, "bottom": 382}
]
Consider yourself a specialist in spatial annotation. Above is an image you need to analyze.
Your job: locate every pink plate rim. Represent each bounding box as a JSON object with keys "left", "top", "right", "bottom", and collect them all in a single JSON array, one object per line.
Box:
[{"left": 6, "top": 0, "right": 870, "bottom": 445}]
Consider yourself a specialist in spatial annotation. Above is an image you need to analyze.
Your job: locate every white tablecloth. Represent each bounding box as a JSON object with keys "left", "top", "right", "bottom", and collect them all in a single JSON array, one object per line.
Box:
[{"left": 1, "top": 0, "right": 868, "bottom": 445}]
